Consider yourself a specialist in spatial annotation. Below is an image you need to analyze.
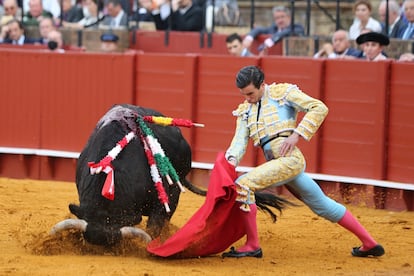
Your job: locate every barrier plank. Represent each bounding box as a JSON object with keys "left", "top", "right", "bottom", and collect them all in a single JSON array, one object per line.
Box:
[
  {"left": 260, "top": 57, "right": 324, "bottom": 172},
  {"left": 134, "top": 53, "right": 197, "bottom": 144},
  {"left": 388, "top": 62, "right": 414, "bottom": 183},
  {"left": 193, "top": 55, "right": 260, "bottom": 165},
  {"left": 322, "top": 59, "right": 390, "bottom": 179}
]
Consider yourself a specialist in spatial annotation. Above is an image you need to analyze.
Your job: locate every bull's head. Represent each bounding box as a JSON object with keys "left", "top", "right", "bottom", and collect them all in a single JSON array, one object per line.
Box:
[
  {"left": 49, "top": 218, "right": 151, "bottom": 245},
  {"left": 49, "top": 204, "right": 152, "bottom": 246}
]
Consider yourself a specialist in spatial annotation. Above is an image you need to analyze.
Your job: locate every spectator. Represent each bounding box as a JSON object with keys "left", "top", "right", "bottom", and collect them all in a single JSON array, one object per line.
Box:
[
  {"left": 400, "top": 0, "right": 414, "bottom": 40},
  {"left": 37, "top": 16, "right": 55, "bottom": 44},
  {"left": 23, "top": 0, "right": 61, "bottom": 19},
  {"left": 349, "top": 0, "right": 382, "bottom": 40},
  {"left": 313, "top": 29, "right": 362, "bottom": 59},
  {"left": 100, "top": 0, "right": 128, "bottom": 29},
  {"left": 1, "top": 0, "right": 21, "bottom": 26},
  {"left": 0, "top": 18, "right": 37, "bottom": 44},
  {"left": 356, "top": 31, "right": 390, "bottom": 61},
  {"left": 225, "top": 32, "right": 254, "bottom": 57},
  {"left": 46, "top": 29, "right": 64, "bottom": 52},
  {"left": 398, "top": 52, "right": 414, "bottom": 61},
  {"left": 142, "top": 0, "right": 203, "bottom": 32},
  {"left": 60, "top": 0, "right": 84, "bottom": 23},
  {"left": 100, "top": 31, "right": 119, "bottom": 52},
  {"left": 378, "top": 0, "right": 406, "bottom": 38},
  {"left": 62, "top": 0, "right": 102, "bottom": 29},
  {"left": 22, "top": 0, "right": 53, "bottom": 27},
  {"left": 242, "top": 6, "right": 305, "bottom": 53}
]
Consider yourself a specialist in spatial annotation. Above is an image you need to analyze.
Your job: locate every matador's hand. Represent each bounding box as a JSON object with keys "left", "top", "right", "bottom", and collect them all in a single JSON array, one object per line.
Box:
[{"left": 279, "top": 132, "right": 300, "bottom": 157}]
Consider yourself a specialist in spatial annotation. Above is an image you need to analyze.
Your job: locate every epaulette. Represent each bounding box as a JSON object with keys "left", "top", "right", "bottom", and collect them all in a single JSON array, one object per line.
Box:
[
  {"left": 232, "top": 101, "right": 249, "bottom": 117},
  {"left": 268, "top": 83, "right": 298, "bottom": 101}
]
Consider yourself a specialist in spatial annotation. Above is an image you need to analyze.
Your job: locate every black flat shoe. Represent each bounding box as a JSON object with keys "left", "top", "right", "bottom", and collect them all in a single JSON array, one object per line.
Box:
[
  {"left": 222, "top": 247, "right": 263, "bottom": 258},
  {"left": 352, "top": 244, "right": 385, "bottom": 257}
]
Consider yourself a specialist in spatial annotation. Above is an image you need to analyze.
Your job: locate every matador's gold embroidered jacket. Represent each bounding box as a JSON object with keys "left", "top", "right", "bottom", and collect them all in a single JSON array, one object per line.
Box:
[{"left": 226, "top": 83, "right": 328, "bottom": 165}]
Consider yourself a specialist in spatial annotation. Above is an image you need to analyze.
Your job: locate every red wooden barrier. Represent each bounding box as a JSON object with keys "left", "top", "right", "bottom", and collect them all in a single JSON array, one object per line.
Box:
[
  {"left": 0, "top": 49, "right": 413, "bottom": 210},
  {"left": 0, "top": 49, "right": 43, "bottom": 179},
  {"left": 134, "top": 52, "right": 197, "bottom": 144},
  {"left": 130, "top": 31, "right": 283, "bottom": 56},
  {"left": 322, "top": 59, "right": 390, "bottom": 178},
  {"left": 193, "top": 55, "right": 260, "bottom": 166}
]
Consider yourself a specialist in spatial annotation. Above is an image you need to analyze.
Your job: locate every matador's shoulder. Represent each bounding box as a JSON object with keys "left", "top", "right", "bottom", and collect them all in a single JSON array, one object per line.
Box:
[
  {"left": 232, "top": 101, "right": 250, "bottom": 117},
  {"left": 268, "top": 83, "right": 298, "bottom": 100}
]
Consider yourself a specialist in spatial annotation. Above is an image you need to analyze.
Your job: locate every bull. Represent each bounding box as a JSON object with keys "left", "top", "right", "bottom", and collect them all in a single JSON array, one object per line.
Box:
[{"left": 51, "top": 104, "right": 291, "bottom": 246}]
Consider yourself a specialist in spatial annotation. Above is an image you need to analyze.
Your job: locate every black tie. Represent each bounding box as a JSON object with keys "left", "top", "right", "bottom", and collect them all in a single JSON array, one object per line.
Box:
[{"left": 256, "top": 100, "right": 261, "bottom": 121}]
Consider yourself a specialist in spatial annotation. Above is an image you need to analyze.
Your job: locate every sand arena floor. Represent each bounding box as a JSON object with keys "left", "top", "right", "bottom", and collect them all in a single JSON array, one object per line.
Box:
[{"left": 0, "top": 177, "right": 413, "bottom": 276}]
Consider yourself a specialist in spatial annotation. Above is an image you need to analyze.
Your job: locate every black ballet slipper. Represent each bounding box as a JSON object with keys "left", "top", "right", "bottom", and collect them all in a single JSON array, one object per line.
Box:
[
  {"left": 351, "top": 244, "right": 385, "bottom": 257},
  {"left": 221, "top": 246, "right": 263, "bottom": 258}
]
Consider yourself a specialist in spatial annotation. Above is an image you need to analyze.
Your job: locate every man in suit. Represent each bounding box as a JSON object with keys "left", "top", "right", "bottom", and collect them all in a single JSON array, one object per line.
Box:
[
  {"left": 378, "top": 0, "right": 406, "bottom": 38},
  {"left": 313, "top": 29, "right": 362, "bottom": 59},
  {"left": 0, "top": 18, "right": 37, "bottom": 44},
  {"left": 142, "top": 0, "right": 203, "bottom": 31},
  {"left": 101, "top": 0, "right": 128, "bottom": 29},
  {"left": 242, "top": 6, "right": 305, "bottom": 53},
  {"left": 401, "top": 0, "right": 414, "bottom": 39}
]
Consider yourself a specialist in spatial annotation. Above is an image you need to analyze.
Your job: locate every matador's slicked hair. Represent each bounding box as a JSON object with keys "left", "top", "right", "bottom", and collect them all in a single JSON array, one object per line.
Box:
[{"left": 235, "top": 66, "right": 264, "bottom": 89}]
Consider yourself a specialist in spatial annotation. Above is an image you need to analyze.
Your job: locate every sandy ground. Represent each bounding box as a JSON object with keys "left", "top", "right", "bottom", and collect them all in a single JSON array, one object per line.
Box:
[{"left": 1, "top": 177, "right": 414, "bottom": 276}]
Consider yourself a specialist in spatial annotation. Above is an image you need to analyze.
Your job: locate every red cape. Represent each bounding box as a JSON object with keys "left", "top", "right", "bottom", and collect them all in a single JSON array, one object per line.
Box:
[{"left": 146, "top": 152, "right": 245, "bottom": 258}]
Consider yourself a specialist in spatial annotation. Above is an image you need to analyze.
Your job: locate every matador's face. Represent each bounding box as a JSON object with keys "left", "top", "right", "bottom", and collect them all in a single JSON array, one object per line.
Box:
[{"left": 239, "top": 82, "right": 265, "bottom": 104}]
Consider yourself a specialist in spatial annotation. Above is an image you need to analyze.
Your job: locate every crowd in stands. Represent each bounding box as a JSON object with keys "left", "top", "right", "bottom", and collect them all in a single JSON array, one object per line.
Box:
[{"left": 0, "top": 0, "right": 413, "bottom": 59}]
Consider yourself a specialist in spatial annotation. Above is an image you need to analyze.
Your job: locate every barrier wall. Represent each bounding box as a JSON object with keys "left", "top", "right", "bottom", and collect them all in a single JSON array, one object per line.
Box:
[{"left": 0, "top": 48, "right": 413, "bottom": 210}]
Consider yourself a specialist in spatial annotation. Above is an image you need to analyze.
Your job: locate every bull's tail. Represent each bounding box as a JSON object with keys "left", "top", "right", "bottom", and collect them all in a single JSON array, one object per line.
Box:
[
  {"left": 254, "top": 192, "right": 298, "bottom": 223},
  {"left": 182, "top": 178, "right": 207, "bottom": 196}
]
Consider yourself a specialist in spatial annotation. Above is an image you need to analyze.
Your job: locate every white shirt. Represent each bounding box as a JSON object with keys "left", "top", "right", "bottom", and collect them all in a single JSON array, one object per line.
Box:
[{"left": 349, "top": 17, "right": 382, "bottom": 40}]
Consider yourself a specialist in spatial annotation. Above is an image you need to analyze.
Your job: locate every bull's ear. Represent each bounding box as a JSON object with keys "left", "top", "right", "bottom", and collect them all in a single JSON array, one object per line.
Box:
[{"left": 69, "top": 203, "right": 84, "bottom": 219}]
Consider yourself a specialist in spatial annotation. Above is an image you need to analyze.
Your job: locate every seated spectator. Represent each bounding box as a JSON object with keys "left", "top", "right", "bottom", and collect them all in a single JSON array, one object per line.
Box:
[
  {"left": 225, "top": 33, "right": 253, "bottom": 57},
  {"left": 400, "top": 0, "right": 414, "bottom": 40},
  {"left": 100, "top": 0, "right": 128, "bottom": 29},
  {"left": 22, "top": 0, "right": 53, "bottom": 27},
  {"left": 242, "top": 6, "right": 305, "bottom": 53},
  {"left": 378, "top": 0, "right": 406, "bottom": 38},
  {"left": 356, "top": 31, "right": 390, "bottom": 61},
  {"left": 1, "top": 0, "right": 21, "bottom": 26},
  {"left": 37, "top": 16, "right": 55, "bottom": 44},
  {"left": 60, "top": 0, "right": 84, "bottom": 23},
  {"left": 46, "top": 29, "right": 65, "bottom": 52},
  {"left": 313, "top": 29, "right": 362, "bottom": 59},
  {"left": 349, "top": 0, "right": 382, "bottom": 40},
  {"left": 0, "top": 18, "right": 37, "bottom": 44},
  {"left": 62, "top": 0, "right": 102, "bottom": 29},
  {"left": 23, "top": 0, "right": 60, "bottom": 20},
  {"left": 100, "top": 32, "right": 119, "bottom": 52},
  {"left": 142, "top": 0, "right": 203, "bottom": 32},
  {"left": 398, "top": 52, "right": 414, "bottom": 61}
]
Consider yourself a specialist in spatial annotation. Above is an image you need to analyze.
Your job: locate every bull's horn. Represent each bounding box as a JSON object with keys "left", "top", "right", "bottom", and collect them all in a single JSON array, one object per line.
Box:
[
  {"left": 120, "top": 226, "right": 152, "bottom": 243},
  {"left": 50, "top": 219, "right": 88, "bottom": 235}
]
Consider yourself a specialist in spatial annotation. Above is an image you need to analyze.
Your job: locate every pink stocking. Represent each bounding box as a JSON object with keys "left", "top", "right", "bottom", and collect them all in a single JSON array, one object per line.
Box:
[
  {"left": 338, "top": 210, "right": 378, "bottom": 250},
  {"left": 237, "top": 203, "right": 260, "bottom": 252}
]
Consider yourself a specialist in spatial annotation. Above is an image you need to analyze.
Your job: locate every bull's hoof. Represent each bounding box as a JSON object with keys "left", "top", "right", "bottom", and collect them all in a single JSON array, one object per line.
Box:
[
  {"left": 221, "top": 247, "right": 263, "bottom": 258},
  {"left": 351, "top": 244, "right": 385, "bottom": 257}
]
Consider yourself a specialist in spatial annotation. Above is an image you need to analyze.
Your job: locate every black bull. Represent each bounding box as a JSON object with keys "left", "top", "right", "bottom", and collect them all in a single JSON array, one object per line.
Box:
[{"left": 50, "top": 104, "right": 292, "bottom": 246}]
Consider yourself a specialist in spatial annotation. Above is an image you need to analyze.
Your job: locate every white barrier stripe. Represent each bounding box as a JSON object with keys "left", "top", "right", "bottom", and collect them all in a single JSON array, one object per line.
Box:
[{"left": 0, "top": 147, "right": 413, "bottom": 191}]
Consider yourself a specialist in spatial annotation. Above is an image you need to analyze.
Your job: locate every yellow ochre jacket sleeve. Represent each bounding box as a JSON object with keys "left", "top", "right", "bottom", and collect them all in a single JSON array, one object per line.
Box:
[{"left": 281, "top": 84, "right": 328, "bottom": 141}]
